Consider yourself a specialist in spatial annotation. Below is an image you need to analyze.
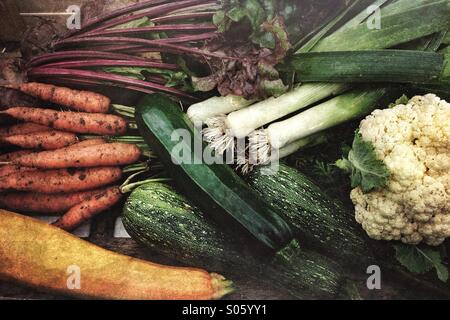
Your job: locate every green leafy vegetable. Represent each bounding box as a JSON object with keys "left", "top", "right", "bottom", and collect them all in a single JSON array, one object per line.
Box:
[
  {"left": 389, "top": 94, "right": 410, "bottom": 108},
  {"left": 214, "top": 0, "right": 294, "bottom": 48},
  {"left": 336, "top": 130, "right": 390, "bottom": 193},
  {"left": 214, "top": 0, "right": 271, "bottom": 47},
  {"left": 394, "top": 244, "right": 449, "bottom": 282},
  {"left": 112, "top": 17, "right": 153, "bottom": 30},
  {"left": 192, "top": 15, "right": 291, "bottom": 99},
  {"left": 102, "top": 67, "right": 150, "bottom": 80},
  {"left": 102, "top": 67, "right": 193, "bottom": 91}
]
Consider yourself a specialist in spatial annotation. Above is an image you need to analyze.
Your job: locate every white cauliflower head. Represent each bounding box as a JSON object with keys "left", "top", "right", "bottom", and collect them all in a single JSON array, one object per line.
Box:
[{"left": 351, "top": 94, "right": 450, "bottom": 246}]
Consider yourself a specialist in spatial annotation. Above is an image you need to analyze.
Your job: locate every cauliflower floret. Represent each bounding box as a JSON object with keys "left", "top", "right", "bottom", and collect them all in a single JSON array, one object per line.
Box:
[{"left": 352, "top": 94, "right": 450, "bottom": 246}]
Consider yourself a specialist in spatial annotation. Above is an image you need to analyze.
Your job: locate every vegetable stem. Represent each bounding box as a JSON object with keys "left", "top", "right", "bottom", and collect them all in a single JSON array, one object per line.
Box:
[
  {"left": 28, "top": 67, "right": 196, "bottom": 100},
  {"left": 120, "top": 178, "right": 171, "bottom": 194},
  {"left": 81, "top": 0, "right": 217, "bottom": 35},
  {"left": 53, "top": 36, "right": 229, "bottom": 60},
  {"left": 42, "top": 59, "right": 179, "bottom": 70},
  {"left": 81, "top": 23, "right": 217, "bottom": 38}
]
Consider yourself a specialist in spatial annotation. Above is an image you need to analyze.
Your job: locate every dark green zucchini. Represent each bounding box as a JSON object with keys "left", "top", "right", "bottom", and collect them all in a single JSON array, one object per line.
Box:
[
  {"left": 122, "top": 182, "right": 344, "bottom": 299},
  {"left": 247, "top": 163, "right": 375, "bottom": 268},
  {"left": 135, "top": 93, "right": 293, "bottom": 251}
]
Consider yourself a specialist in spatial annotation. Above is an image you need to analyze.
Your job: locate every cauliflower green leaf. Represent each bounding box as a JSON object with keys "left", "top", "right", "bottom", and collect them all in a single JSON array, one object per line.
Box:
[
  {"left": 394, "top": 244, "right": 448, "bottom": 282},
  {"left": 336, "top": 131, "right": 389, "bottom": 193},
  {"left": 388, "top": 94, "right": 409, "bottom": 108}
]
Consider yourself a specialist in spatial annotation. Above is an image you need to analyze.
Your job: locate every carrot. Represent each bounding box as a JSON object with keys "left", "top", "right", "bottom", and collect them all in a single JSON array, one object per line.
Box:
[
  {"left": 0, "top": 188, "right": 108, "bottom": 214},
  {"left": 53, "top": 186, "right": 122, "bottom": 230},
  {"left": 16, "top": 82, "right": 111, "bottom": 113},
  {"left": 0, "top": 165, "right": 36, "bottom": 178},
  {"left": 1, "top": 130, "right": 78, "bottom": 150},
  {"left": 0, "top": 150, "right": 34, "bottom": 162},
  {"left": 0, "top": 139, "right": 107, "bottom": 166},
  {"left": 0, "top": 123, "right": 50, "bottom": 137},
  {"left": 66, "top": 138, "right": 106, "bottom": 150},
  {"left": 0, "top": 167, "right": 122, "bottom": 193},
  {"left": 14, "top": 143, "right": 141, "bottom": 169},
  {"left": 0, "top": 210, "right": 232, "bottom": 300},
  {"left": 2, "top": 107, "right": 127, "bottom": 135}
]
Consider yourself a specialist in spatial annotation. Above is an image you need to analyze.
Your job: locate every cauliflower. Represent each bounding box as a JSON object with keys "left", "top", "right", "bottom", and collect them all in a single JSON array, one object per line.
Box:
[{"left": 344, "top": 94, "right": 450, "bottom": 246}]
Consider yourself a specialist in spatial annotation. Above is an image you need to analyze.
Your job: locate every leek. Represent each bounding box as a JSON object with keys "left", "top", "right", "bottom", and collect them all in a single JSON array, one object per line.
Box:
[
  {"left": 284, "top": 50, "right": 447, "bottom": 84},
  {"left": 187, "top": 95, "right": 254, "bottom": 124},
  {"left": 312, "top": 0, "right": 450, "bottom": 52},
  {"left": 252, "top": 88, "right": 389, "bottom": 153}
]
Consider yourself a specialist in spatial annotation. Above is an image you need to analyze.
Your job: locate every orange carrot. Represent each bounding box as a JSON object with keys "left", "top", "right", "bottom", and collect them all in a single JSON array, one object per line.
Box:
[
  {"left": 17, "top": 82, "right": 110, "bottom": 113},
  {"left": 0, "top": 165, "right": 36, "bottom": 178},
  {"left": 0, "top": 139, "right": 106, "bottom": 166},
  {"left": 0, "top": 150, "right": 35, "bottom": 162},
  {"left": 66, "top": 138, "right": 106, "bottom": 150},
  {"left": 1, "top": 130, "right": 78, "bottom": 150},
  {"left": 2, "top": 107, "right": 127, "bottom": 135},
  {"left": 53, "top": 186, "right": 122, "bottom": 231},
  {"left": 0, "top": 188, "right": 108, "bottom": 214},
  {"left": 14, "top": 143, "right": 141, "bottom": 169},
  {"left": 0, "top": 167, "right": 122, "bottom": 193},
  {"left": 0, "top": 123, "right": 50, "bottom": 137},
  {"left": 0, "top": 138, "right": 106, "bottom": 164}
]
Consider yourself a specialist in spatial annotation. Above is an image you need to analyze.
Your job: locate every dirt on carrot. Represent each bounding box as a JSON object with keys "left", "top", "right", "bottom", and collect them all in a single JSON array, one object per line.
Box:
[
  {"left": 14, "top": 142, "right": 141, "bottom": 169},
  {"left": 17, "top": 82, "right": 111, "bottom": 113},
  {"left": 0, "top": 167, "right": 122, "bottom": 193},
  {"left": 3, "top": 107, "right": 127, "bottom": 135},
  {"left": 66, "top": 138, "right": 107, "bottom": 150},
  {"left": 53, "top": 186, "right": 122, "bottom": 231},
  {"left": 1, "top": 130, "right": 79, "bottom": 150},
  {"left": 0, "top": 150, "right": 35, "bottom": 162},
  {"left": 0, "top": 188, "right": 109, "bottom": 214},
  {"left": 0, "top": 123, "right": 50, "bottom": 137},
  {"left": 0, "top": 165, "right": 36, "bottom": 178}
]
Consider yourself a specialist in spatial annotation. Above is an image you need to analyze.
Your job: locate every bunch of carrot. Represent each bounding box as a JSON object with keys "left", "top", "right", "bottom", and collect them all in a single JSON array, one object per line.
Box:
[{"left": 0, "top": 82, "right": 143, "bottom": 231}]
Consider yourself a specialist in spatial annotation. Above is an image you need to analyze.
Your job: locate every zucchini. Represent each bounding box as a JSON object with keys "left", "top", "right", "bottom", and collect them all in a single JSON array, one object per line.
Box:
[
  {"left": 122, "top": 183, "right": 345, "bottom": 299},
  {"left": 135, "top": 94, "right": 293, "bottom": 251},
  {"left": 247, "top": 163, "right": 375, "bottom": 268}
]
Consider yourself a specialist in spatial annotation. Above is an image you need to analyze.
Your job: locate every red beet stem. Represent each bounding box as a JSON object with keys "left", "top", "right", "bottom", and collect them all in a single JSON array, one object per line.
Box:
[
  {"left": 151, "top": 11, "right": 215, "bottom": 24},
  {"left": 28, "top": 67, "right": 197, "bottom": 100},
  {"left": 27, "top": 50, "right": 150, "bottom": 67},
  {"left": 84, "top": 0, "right": 217, "bottom": 36},
  {"left": 40, "top": 77, "right": 157, "bottom": 96},
  {"left": 54, "top": 36, "right": 229, "bottom": 59},
  {"left": 63, "top": 0, "right": 170, "bottom": 38},
  {"left": 41, "top": 59, "right": 179, "bottom": 70},
  {"left": 80, "top": 23, "right": 217, "bottom": 38}
]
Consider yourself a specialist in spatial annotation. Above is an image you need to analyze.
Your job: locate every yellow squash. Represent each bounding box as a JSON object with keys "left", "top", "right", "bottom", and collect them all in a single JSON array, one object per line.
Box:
[{"left": 0, "top": 209, "right": 232, "bottom": 300}]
